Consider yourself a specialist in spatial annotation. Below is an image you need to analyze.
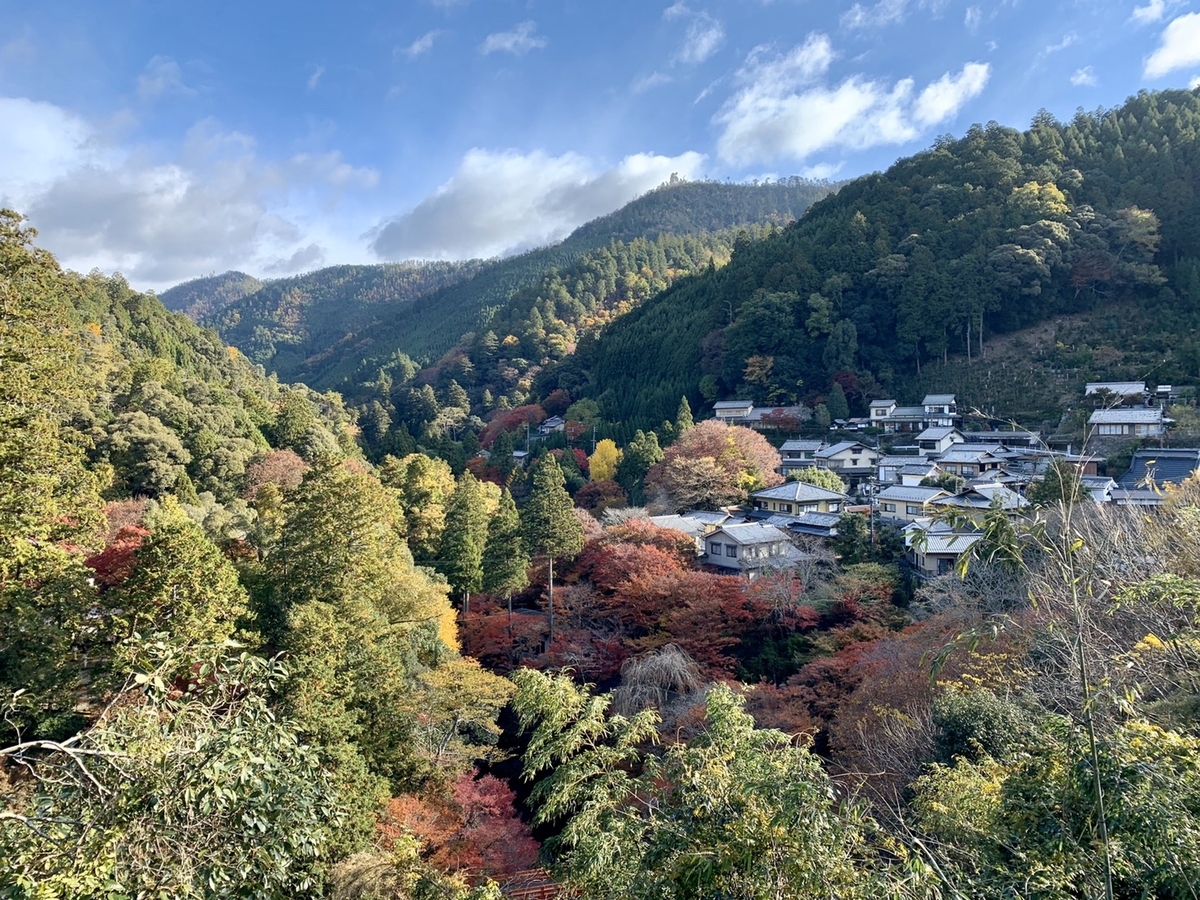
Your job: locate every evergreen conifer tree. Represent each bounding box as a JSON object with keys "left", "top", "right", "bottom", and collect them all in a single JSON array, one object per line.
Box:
[
  {"left": 439, "top": 471, "right": 489, "bottom": 614},
  {"left": 676, "top": 396, "right": 695, "bottom": 433},
  {"left": 482, "top": 488, "right": 530, "bottom": 621},
  {"left": 521, "top": 455, "right": 584, "bottom": 645}
]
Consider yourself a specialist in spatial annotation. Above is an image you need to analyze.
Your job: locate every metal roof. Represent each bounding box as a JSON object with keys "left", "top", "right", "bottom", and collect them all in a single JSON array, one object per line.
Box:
[
  {"left": 753, "top": 481, "right": 847, "bottom": 502},
  {"left": 708, "top": 523, "right": 791, "bottom": 545},
  {"left": 878, "top": 485, "right": 948, "bottom": 502},
  {"left": 917, "top": 427, "right": 960, "bottom": 441},
  {"left": 1085, "top": 381, "right": 1146, "bottom": 395},
  {"left": 780, "top": 439, "right": 825, "bottom": 452},
  {"left": 817, "top": 440, "right": 874, "bottom": 457},
  {"left": 922, "top": 394, "right": 957, "bottom": 405},
  {"left": 1088, "top": 408, "right": 1164, "bottom": 424},
  {"left": 869, "top": 399, "right": 897, "bottom": 408}
]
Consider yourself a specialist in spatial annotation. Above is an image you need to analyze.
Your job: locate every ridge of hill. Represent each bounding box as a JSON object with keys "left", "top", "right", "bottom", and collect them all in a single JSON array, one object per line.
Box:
[
  {"left": 551, "top": 89, "right": 1200, "bottom": 432},
  {"left": 158, "top": 270, "right": 266, "bottom": 319},
  {"left": 187, "top": 178, "right": 836, "bottom": 390}
]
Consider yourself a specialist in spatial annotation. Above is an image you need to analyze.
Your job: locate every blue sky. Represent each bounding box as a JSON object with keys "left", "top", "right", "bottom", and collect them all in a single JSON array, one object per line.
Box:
[{"left": 1, "top": 0, "right": 1198, "bottom": 290}]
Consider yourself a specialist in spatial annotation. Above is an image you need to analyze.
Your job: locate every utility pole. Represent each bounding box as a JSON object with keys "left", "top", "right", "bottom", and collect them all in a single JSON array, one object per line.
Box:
[{"left": 591, "top": 425, "right": 597, "bottom": 454}]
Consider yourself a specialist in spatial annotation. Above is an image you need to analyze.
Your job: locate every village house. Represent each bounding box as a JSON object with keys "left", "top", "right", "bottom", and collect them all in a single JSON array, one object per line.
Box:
[
  {"left": 1087, "top": 407, "right": 1166, "bottom": 438},
  {"left": 702, "top": 522, "right": 803, "bottom": 579},
  {"left": 904, "top": 519, "right": 983, "bottom": 579},
  {"left": 867, "top": 393, "right": 960, "bottom": 433},
  {"left": 648, "top": 510, "right": 745, "bottom": 555},
  {"left": 922, "top": 394, "right": 959, "bottom": 427},
  {"left": 935, "top": 446, "right": 1008, "bottom": 479},
  {"left": 712, "top": 400, "right": 754, "bottom": 424},
  {"left": 876, "top": 485, "right": 952, "bottom": 523},
  {"left": 814, "top": 440, "right": 880, "bottom": 486},
  {"left": 877, "top": 454, "right": 932, "bottom": 485},
  {"left": 916, "top": 426, "right": 964, "bottom": 457},
  {"left": 777, "top": 439, "right": 825, "bottom": 476},
  {"left": 1085, "top": 381, "right": 1148, "bottom": 406},
  {"left": 931, "top": 482, "right": 1028, "bottom": 521},
  {"left": 1117, "top": 447, "right": 1200, "bottom": 489},
  {"left": 537, "top": 415, "right": 566, "bottom": 435},
  {"left": 750, "top": 481, "right": 847, "bottom": 516}
]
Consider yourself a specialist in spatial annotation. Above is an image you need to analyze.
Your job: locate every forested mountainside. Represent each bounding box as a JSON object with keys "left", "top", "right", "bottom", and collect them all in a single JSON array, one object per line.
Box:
[
  {"left": 192, "top": 177, "right": 835, "bottom": 392},
  {"left": 13, "top": 168, "right": 1200, "bottom": 897},
  {"left": 547, "top": 89, "right": 1200, "bottom": 431},
  {"left": 158, "top": 270, "right": 265, "bottom": 319},
  {"left": 1, "top": 210, "right": 522, "bottom": 896}
]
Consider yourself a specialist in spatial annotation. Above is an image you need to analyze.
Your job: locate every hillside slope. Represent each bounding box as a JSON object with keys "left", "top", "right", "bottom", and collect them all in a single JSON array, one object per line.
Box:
[
  {"left": 158, "top": 270, "right": 266, "bottom": 319},
  {"left": 195, "top": 178, "right": 835, "bottom": 391},
  {"left": 559, "top": 89, "right": 1200, "bottom": 431}
]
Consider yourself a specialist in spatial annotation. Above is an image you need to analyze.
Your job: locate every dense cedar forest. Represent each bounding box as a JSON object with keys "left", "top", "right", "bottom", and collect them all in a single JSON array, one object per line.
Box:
[{"left": 7, "top": 88, "right": 1200, "bottom": 899}]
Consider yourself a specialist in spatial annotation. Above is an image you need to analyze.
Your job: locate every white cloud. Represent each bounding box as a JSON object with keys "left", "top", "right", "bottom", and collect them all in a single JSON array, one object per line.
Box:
[
  {"left": 801, "top": 162, "right": 843, "bottom": 180},
  {"left": 481, "top": 21, "right": 546, "bottom": 56},
  {"left": 1191, "top": 74, "right": 1200, "bottom": 88},
  {"left": 0, "top": 98, "right": 378, "bottom": 288},
  {"left": 714, "top": 38, "right": 989, "bottom": 166},
  {"left": 964, "top": 7, "right": 981, "bottom": 32},
  {"left": 1142, "top": 12, "right": 1200, "bottom": 77},
  {"left": 1132, "top": 0, "right": 1167, "bottom": 24},
  {"left": 676, "top": 12, "right": 725, "bottom": 64},
  {"left": 1041, "top": 33, "right": 1077, "bottom": 55},
  {"left": 136, "top": 56, "right": 195, "bottom": 102},
  {"left": 663, "top": 2, "right": 690, "bottom": 20},
  {"left": 307, "top": 66, "right": 324, "bottom": 91},
  {"left": 842, "top": 0, "right": 910, "bottom": 29},
  {"left": 1071, "top": 66, "right": 1097, "bottom": 86},
  {"left": 1145, "top": 13, "right": 1200, "bottom": 77},
  {"left": 912, "top": 62, "right": 990, "bottom": 126},
  {"left": 404, "top": 30, "right": 440, "bottom": 59},
  {"left": 368, "top": 148, "right": 706, "bottom": 260},
  {"left": 633, "top": 71, "right": 673, "bottom": 93}
]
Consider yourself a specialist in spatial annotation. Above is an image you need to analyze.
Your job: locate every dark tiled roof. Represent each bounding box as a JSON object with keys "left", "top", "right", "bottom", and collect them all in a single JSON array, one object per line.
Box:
[{"left": 1118, "top": 448, "right": 1200, "bottom": 488}]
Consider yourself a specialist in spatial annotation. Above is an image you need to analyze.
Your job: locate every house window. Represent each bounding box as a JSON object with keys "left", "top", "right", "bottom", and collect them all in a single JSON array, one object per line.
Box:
[
  {"left": 961, "top": 466, "right": 976, "bottom": 476},
  {"left": 882, "top": 502, "right": 897, "bottom": 512},
  {"left": 769, "top": 543, "right": 779, "bottom": 556},
  {"left": 782, "top": 503, "right": 792, "bottom": 513},
  {"left": 709, "top": 542, "right": 721, "bottom": 555},
  {"left": 725, "top": 544, "right": 737, "bottom": 557},
  {"left": 937, "top": 558, "right": 954, "bottom": 575},
  {"left": 906, "top": 504, "right": 923, "bottom": 515}
]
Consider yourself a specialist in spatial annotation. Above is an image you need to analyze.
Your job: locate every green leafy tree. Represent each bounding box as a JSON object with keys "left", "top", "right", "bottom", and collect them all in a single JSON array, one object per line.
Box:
[
  {"left": 113, "top": 497, "right": 249, "bottom": 649},
  {"left": 1026, "top": 458, "right": 1088, "bottom": 507},
  {"left": 1, "top": 643, "right": 345, "bottom": 899},
  {"left": 513, "top": 671, "right": 915, "bottom": 900},
  {"left": 789, "top": 466, "right": 847, "bottom": 493},
  {"left": 521, "top": 455, "right": 584, "bottom": 644},
  {"left": 814, "top": 403, "right": 832, "bottom": 429}
]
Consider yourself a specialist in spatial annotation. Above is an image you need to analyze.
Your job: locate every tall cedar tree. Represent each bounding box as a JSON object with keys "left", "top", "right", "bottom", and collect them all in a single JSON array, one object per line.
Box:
[
  {"left": 482, "top": 488, "right": 529, "bottom": 617},
  {"left": 522, "top": 455, "right": 584, "bottom": 644},
  {"left": 675, "top": 396, "right": 695, "bottom": 433},
  {"left": 439, "top": 471, "right": 489, "bottom": 614}
]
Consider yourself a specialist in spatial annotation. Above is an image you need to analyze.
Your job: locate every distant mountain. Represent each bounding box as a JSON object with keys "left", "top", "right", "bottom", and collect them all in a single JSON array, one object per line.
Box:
[
  {"left": 556, "top": 89, "right": 1200, "bottom": 432},
  {"left": 192, "top": 178, "right": 836, "bottom": 391},
  {"left": 158, "top": 271, "right": 266, "bottom": 319},
  {"left": 200, "top": 260, "right": 489, "bottom": 388}
]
